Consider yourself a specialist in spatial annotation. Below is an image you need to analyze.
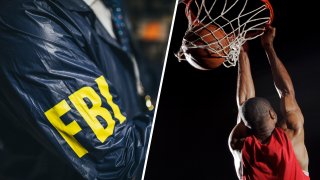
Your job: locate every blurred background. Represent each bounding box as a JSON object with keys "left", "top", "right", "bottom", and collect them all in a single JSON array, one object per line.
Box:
[
  {"left": 145, "top": 0, "right": 320, "bottom": 179},
  {"left": 124, "top": 0, "right": 176, "bottom": 101}
]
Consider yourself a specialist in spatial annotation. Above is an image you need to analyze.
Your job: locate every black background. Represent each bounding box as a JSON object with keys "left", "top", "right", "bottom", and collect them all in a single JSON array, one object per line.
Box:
[{"left": 145, "top": 0, "right": 320, "bottom": 179}]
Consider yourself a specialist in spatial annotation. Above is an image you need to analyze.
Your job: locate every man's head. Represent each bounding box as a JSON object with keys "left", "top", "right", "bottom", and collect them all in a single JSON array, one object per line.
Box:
[{"left": 241, "top": 97, "right": 277, "bottom": 138}]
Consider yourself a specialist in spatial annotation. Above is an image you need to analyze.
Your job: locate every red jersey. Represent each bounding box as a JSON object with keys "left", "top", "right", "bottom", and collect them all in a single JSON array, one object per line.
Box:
[{"left": 242, "top": 128, "right": 309, "bottom": 180}]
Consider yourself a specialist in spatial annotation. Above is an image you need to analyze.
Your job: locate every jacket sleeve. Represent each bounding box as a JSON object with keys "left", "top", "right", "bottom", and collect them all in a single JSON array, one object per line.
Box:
[{"left": 0, "top": 2, "right": 151, "bottom": 179}]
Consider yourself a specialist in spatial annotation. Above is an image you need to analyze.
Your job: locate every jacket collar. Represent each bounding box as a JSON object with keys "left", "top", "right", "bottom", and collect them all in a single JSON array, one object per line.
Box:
[{"left": 52, "top": 0, "right": 127, "bottom": 53}]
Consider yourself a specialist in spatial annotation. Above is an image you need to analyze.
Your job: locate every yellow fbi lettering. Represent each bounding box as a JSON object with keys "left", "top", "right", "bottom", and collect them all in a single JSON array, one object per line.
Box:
[{"left": 44, "top": 76, "right": 126, "bottom": 158}]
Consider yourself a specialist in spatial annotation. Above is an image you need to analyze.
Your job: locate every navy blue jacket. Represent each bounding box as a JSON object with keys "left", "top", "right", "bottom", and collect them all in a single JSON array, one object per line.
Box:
[{"left": 0, "top": 0, "right": 152, "bottom": 179}]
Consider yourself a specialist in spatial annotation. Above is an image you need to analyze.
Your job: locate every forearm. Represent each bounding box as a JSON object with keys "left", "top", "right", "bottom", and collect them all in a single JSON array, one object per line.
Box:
[
  {"left": 264, "top": 45, "right": 295, "bottom": 97},
  {"left": 237, "top": 50, "right": 255, "bottom": 108},
  {"left": 262, "top": 27, "right": 304, "bottom": 134}
]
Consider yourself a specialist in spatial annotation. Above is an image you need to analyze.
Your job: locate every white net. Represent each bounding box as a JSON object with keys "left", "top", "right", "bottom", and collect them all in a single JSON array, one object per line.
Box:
[{"left": 176, "top": 0, "right": 273, "bottom": 68}]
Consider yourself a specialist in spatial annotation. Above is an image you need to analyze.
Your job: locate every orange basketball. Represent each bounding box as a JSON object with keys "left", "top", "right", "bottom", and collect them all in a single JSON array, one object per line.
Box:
[{"left": 182, "top": 23, "right": 230, "bottom": 70}]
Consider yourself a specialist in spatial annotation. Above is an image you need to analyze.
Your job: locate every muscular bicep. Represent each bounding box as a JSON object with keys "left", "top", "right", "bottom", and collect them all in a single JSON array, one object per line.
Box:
[{"left": 280, "top": 95, "right": 304, "bottom": 139}]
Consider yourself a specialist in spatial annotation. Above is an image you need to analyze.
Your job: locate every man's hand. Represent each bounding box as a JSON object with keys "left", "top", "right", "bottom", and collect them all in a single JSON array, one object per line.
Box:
[{"left": 261, "top": 26, "right": 276, "bottom": 49}]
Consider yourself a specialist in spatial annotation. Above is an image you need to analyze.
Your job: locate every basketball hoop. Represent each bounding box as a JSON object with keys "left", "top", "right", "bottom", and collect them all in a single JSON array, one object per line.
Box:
[{"left": 176, "top": 0, "right": 274, "bottom": 68}]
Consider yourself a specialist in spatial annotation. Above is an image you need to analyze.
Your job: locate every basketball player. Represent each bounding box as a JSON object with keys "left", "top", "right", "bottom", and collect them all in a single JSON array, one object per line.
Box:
[{"left": 228, "top": 26, "right": 310, "bottom": 179}]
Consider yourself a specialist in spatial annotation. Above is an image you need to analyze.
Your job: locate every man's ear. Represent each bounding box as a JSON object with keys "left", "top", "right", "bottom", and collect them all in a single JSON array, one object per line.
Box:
[{"left": 269, "top": 110, "right": 277, "bottom": 120}]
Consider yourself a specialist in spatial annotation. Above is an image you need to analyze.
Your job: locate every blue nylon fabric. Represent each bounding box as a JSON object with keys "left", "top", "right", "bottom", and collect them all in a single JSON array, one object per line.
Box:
[{"left": 0, "top": 0, "right": 152, "bottom": 179}]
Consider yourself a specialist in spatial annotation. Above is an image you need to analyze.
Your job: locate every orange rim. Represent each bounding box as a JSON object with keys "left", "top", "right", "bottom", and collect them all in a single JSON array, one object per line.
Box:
[
  {"left": 261, "top": 0, "right": 274, "bottom": 26},
  {"left": 183, "top": 0, "right": 274, "bottom": 26}
]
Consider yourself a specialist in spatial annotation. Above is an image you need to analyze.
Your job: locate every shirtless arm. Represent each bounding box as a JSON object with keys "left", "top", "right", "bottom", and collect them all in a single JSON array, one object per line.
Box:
[
  {"left": 262, "top": 26, "right": 308, "bottom": 171},
  {"left": 228, "top": 45, "right": 253, "bottom": 178}
]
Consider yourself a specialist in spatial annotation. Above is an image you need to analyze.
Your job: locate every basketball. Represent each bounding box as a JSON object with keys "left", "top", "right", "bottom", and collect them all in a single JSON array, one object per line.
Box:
[{"left": 182, "top": 23, "right": 230, "bottom": 70}]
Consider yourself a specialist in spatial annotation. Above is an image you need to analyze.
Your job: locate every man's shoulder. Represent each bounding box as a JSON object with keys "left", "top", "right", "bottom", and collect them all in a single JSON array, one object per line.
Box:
[
  {"left": 0, "top": 0, "right": 52, "bottom": 33},
  {"left": 229, "top": 122, "right": 252, "bottom": 151},
  {"left": 0, "top": 0, "right": 47, "bottom": 18},
  {"left": 0, "top": 0, "right": 87, "bottom": 50}
]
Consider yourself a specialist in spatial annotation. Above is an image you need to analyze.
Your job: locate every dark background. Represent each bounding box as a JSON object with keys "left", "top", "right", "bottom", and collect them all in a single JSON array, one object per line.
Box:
[{"left": 145, "top": 0, "right": 320, "bottom": 179}]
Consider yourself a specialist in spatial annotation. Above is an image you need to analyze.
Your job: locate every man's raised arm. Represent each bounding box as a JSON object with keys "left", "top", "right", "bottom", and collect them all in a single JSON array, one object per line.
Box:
[
  {"left": 261, "top": 26, "right": 304, "bottom": 138},
  {"left": 262, "top": 26, "right": 309, "bottom": 172},
  {"left": 228, "top": 45, "right": 255, "bottom": 179},
  {"left": 237, "top": 45, "right": 256, "bottom": 114}
]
